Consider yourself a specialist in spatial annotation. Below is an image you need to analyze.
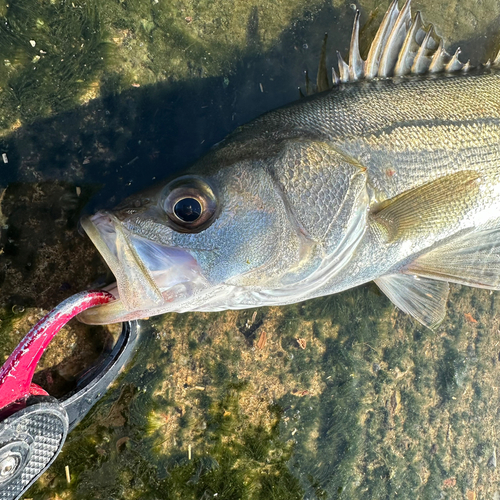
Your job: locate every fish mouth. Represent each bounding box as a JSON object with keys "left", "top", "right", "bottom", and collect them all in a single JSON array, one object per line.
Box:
[{"left": 78, "top": 212, "right": 207, "bottom": 324}]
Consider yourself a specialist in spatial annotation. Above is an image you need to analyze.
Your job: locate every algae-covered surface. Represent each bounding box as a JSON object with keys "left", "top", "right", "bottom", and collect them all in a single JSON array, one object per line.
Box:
[{"left": 1, "top": 0, "right": 500, "bottom": 499}]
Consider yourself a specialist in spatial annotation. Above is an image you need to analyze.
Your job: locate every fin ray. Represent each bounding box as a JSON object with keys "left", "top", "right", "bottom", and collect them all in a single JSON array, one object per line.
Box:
[
  {"left": 378, "top": 0, "right": 412, "bottom": 77},
  {"left": 337, "top": 51, "right": 350, "bottom": 83},
  {"left": 371, "top": 171, "right": 481, "bottom": 243},
  {"left": 317, "top": 33, "right": 330, "bottom": 92},
  {"left": 428, "top": 39, "right": 451, "bottom": 73},
  {"left": 446, "top": 48, "right": 464, "bottom": 72},
  {"left": 365, "top": 0, "right": 400, "bottom": 78},
  {"left": 411, "top": 25, "right": 439, "bottom": 74},
  {"left": 494, "top": 48, "right": 500, "bottom": 67},
  {"left": 394, "top": 10, "right": 423, "bottom": 76},
  {"left": 406, "top": 227, "right": 500, "bottom": 289},
  {"left": 375, "top": 274, "right": 449, "bottom": 329},
  {"left": 349, "top": 10, "right": 364, "bottom": 81}
]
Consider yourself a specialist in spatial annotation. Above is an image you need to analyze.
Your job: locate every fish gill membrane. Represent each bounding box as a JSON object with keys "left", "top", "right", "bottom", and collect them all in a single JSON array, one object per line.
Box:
[{"left": 79, "top": 0, "right": 500, "bottom": 329}]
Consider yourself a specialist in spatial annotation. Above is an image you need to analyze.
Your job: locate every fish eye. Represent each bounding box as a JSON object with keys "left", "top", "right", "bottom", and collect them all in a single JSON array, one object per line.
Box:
[
  {"left": 162, "top": 176, "right": 218, "bottom": 232},
  {"left": 173, "top": 197, "right": 202, "bottom": 222},
  {"left": 174, "top": 198, "right": 203, "bottom": 222}
]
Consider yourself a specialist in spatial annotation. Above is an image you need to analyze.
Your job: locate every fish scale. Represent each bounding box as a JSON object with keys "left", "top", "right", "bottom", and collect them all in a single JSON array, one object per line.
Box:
[
  {"left": 235, "top": 72, "right": 500, "bottom": 200},
  {"left": 77, "top": 1, "right": 500, "bottom": 328},
  {"left": 255, "top": 72, "right": 500, "bottom": 142}
]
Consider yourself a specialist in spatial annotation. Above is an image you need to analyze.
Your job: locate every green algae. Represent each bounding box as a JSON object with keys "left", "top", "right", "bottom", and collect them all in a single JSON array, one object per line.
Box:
[
  {"left": 0, "top": 0, "right": 112, "bottom": 132},
  {"left": 0, "top": 307, "right": 24, "bottom": 362},
  {"left": 21, "top": 281, "right": 500, "bottom": 499},
  {"left": 0, "top": 0, "right": 328, "bottom": 133}
]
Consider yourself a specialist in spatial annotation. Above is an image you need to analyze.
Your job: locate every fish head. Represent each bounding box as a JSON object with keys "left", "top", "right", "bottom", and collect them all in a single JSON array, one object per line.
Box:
[{"left": 79, "top": 138, "right": 368, "bottom": 324}]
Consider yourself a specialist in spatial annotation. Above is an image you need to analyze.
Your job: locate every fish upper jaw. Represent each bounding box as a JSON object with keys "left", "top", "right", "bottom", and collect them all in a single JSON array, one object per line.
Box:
[{"left": 78, "top": 211, "right": 209, "bottom": 324}]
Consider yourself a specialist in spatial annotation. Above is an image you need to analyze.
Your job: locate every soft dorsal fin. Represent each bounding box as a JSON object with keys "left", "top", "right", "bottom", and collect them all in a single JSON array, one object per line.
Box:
[{"left": 303, "top": 0, "right": 500, "bottom": 95}]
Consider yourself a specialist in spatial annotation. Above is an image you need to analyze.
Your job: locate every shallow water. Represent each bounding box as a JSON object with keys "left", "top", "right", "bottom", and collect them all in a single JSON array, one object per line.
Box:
[{"left": 1, "top": 0, "right": 500, "bottom": 499}]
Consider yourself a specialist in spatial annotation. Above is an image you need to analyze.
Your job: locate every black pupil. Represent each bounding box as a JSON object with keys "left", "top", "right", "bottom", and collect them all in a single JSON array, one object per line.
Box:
[{"left": 174, "top": 197, "right": 202, "bottom": 222}]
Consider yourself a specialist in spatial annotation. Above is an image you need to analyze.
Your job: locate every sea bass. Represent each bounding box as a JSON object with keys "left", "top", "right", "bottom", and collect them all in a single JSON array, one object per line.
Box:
[{"left": 79, "top": 0, "right": 500, "bottom": 328}]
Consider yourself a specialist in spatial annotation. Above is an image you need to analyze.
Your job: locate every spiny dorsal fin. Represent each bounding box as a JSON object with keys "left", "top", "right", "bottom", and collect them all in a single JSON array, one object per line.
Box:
[
  {"left": 303, "top": 0, "right": 489, "bottom": 94},
  {"left": 493, "top": 47, "right": 500, "bottom": 67},
  {"left": 348, "top": 0, "right": 468, "bottom": 82},
  {"left": 364, "top": 0, "right": 401, "bottom": 79}
]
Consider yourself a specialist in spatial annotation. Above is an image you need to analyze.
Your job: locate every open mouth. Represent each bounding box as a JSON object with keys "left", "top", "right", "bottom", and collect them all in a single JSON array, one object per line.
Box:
[{"left": 78, "top": 212, "right": 207, "bottom": 324}]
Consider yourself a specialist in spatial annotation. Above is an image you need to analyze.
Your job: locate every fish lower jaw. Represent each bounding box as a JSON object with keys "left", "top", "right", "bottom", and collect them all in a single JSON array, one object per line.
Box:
[
  {"left": 77, "top": 280, "right": 201, "bottom": 324},
  {"left": 80, "top": 211, "right": 212, "bottom": 323},
  {"left": 77, "top": 258, "right": 209, "bottom": 324}
]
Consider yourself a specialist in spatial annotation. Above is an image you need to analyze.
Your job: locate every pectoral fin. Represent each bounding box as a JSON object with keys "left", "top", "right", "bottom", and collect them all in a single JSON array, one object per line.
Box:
[
  {"left": 375, "top": 274, "right": 449, "bottom": 329},
  {"left": 372, "top": 170, "right": 481, "bottom": 242},
  {"left": 405, "top": 227, "right": 500, "bottom": 289}
]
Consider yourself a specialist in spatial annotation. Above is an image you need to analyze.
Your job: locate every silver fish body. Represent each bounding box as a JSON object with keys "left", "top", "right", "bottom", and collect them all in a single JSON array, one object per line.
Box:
[{"left": 79, "top": 2, "right": 500, "bottom": 328}]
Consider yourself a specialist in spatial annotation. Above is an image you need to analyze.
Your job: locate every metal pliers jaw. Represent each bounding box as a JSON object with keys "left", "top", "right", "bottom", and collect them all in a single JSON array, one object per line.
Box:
[{"left": 0, "top": 291, "right": 139, "bottom": 500}]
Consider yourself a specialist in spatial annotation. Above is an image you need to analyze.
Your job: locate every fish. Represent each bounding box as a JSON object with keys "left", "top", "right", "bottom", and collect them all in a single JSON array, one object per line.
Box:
[{"left": 78, "top": 0, "right": 500, "bottom": 329}]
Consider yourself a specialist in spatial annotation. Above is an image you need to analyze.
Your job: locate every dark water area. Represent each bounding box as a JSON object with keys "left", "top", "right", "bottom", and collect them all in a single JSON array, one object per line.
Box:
[
  {"left": 0, "top": 3, "right": 344, "bottom": 207},
  {"left": 1, "top": 0, "right": 500, "bottom": 499}
]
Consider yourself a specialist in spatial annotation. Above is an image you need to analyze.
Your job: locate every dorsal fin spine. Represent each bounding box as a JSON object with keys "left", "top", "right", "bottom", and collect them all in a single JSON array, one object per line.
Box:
[
  {"left": 493, "top": 49, "right": 500, "bottom": 68},
  {"left": 332, "top": 66, "right": 340, "bottom": 86},
  {"left": 348, "top": 10, "right": 364, "bottom": 81},
  {"left": 446, "top": 48, "right": 464, "bottom": 72},
  {"left": 428, "top": 39, "right": 447, "bottom": 73},
  {"left": 411, "top": 26, "right": 433, "bottom": 74},
  {"left": 305, "top": 0, "right": 482, "bottom": 93},
  {"left": 365, "top": 0, "right": 400, "bottom": 78},
  {"left": 337, "top": 51, "right": 350, "bottom": 83},
  {"left": 304, "top": 70, "right": 312, "bottom": 96},
  {"left": 378, "top": 0, "right": 412, "bottom": 77},
  {"left": 394, "top": 10, "right": 422, "bottom": 76},
  {"left": 316, "top": 33, "right": 330, "bottom": 92}
]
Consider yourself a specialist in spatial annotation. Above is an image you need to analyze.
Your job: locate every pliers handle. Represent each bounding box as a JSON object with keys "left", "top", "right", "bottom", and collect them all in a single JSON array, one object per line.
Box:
[{"left": 0, "top": 291, "right": 139, "bottom": 499}]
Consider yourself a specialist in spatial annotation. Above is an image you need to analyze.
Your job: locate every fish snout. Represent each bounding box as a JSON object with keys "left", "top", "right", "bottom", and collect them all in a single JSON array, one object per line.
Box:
[{"left": 78, "top": 212, "right": 208, "bottom": 324}]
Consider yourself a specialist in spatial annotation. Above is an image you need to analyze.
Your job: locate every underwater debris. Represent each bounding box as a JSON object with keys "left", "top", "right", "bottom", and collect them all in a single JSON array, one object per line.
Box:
[
  {"left": 464, "top": 313, "right": 478, "bottom": 324},
  {"left": 296, "top": 338, "right": 307, "bottom": 350},
  {"left": 257, "top": 330, "right": 267, "bottom": 349}
]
